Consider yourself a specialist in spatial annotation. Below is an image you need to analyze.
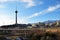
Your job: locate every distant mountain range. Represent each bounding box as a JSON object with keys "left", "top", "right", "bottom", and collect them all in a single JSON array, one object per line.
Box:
[
  {"left": 43, "top": 20, "right": 60, "bottom": 24},
  {"left": 0, "top": 20, "right": 60, "bottom": 28}
]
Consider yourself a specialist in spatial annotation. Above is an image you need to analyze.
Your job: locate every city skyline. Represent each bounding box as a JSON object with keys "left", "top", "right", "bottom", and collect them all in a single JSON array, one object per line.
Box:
[{"left": 0, "top": 0, "right": 60, "bottom": 26}]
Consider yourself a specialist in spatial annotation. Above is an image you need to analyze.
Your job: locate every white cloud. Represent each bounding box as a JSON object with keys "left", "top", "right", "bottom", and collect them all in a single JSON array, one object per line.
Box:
[
  {"left": 0, "top": 0, "right": 18, "bottom": 3},
  {"left": 21, "top": 0, "right": 35, "bottom": 7},
  {"left": 28, "top": 4, "right": 60, "bottom": 18},
  {"left": 0, "top": 0, "right": 19, "bottom": 8},
  {"left": 28, "top": 12, "right": 41, "bottom": 18},
  {"left": 21, "top": 0, "right": 43, "bottom": 8},
  {"left": 0, "top": 0, "right": 7, "bottom": 2},
  {"left": 0, "top": 0, "right": 18, "bottom": 8},
  {"left": 47, "top": 4, "right": 60, "bottom": 12},
  {"left": 0, "top": 0, "right": 43, "bottom": 8}
]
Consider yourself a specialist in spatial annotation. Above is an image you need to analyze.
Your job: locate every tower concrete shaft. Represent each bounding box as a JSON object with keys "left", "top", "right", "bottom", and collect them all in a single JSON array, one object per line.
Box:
[{"left": 15, "top": 10, "right": 18, "bottom": 24}]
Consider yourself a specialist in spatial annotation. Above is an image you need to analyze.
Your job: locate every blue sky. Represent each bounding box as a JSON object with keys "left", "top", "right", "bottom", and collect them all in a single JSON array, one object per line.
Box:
[{"left": 0, "top": 0, "right": 60, "bottom": 26}]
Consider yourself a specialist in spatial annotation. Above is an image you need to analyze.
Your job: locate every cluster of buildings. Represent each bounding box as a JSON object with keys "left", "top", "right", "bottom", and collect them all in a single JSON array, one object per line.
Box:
[{"left": 31, "top": 20, "right": 60, "bottom": 28}]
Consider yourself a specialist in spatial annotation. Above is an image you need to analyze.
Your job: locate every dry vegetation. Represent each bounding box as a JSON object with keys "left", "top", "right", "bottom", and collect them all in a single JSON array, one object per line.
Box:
[
  {"left": 28, "top": 28, "right": 60, "bottom": 40},
  {"left": 0, "top": 28, "right": 60, "bottom": 40}
]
